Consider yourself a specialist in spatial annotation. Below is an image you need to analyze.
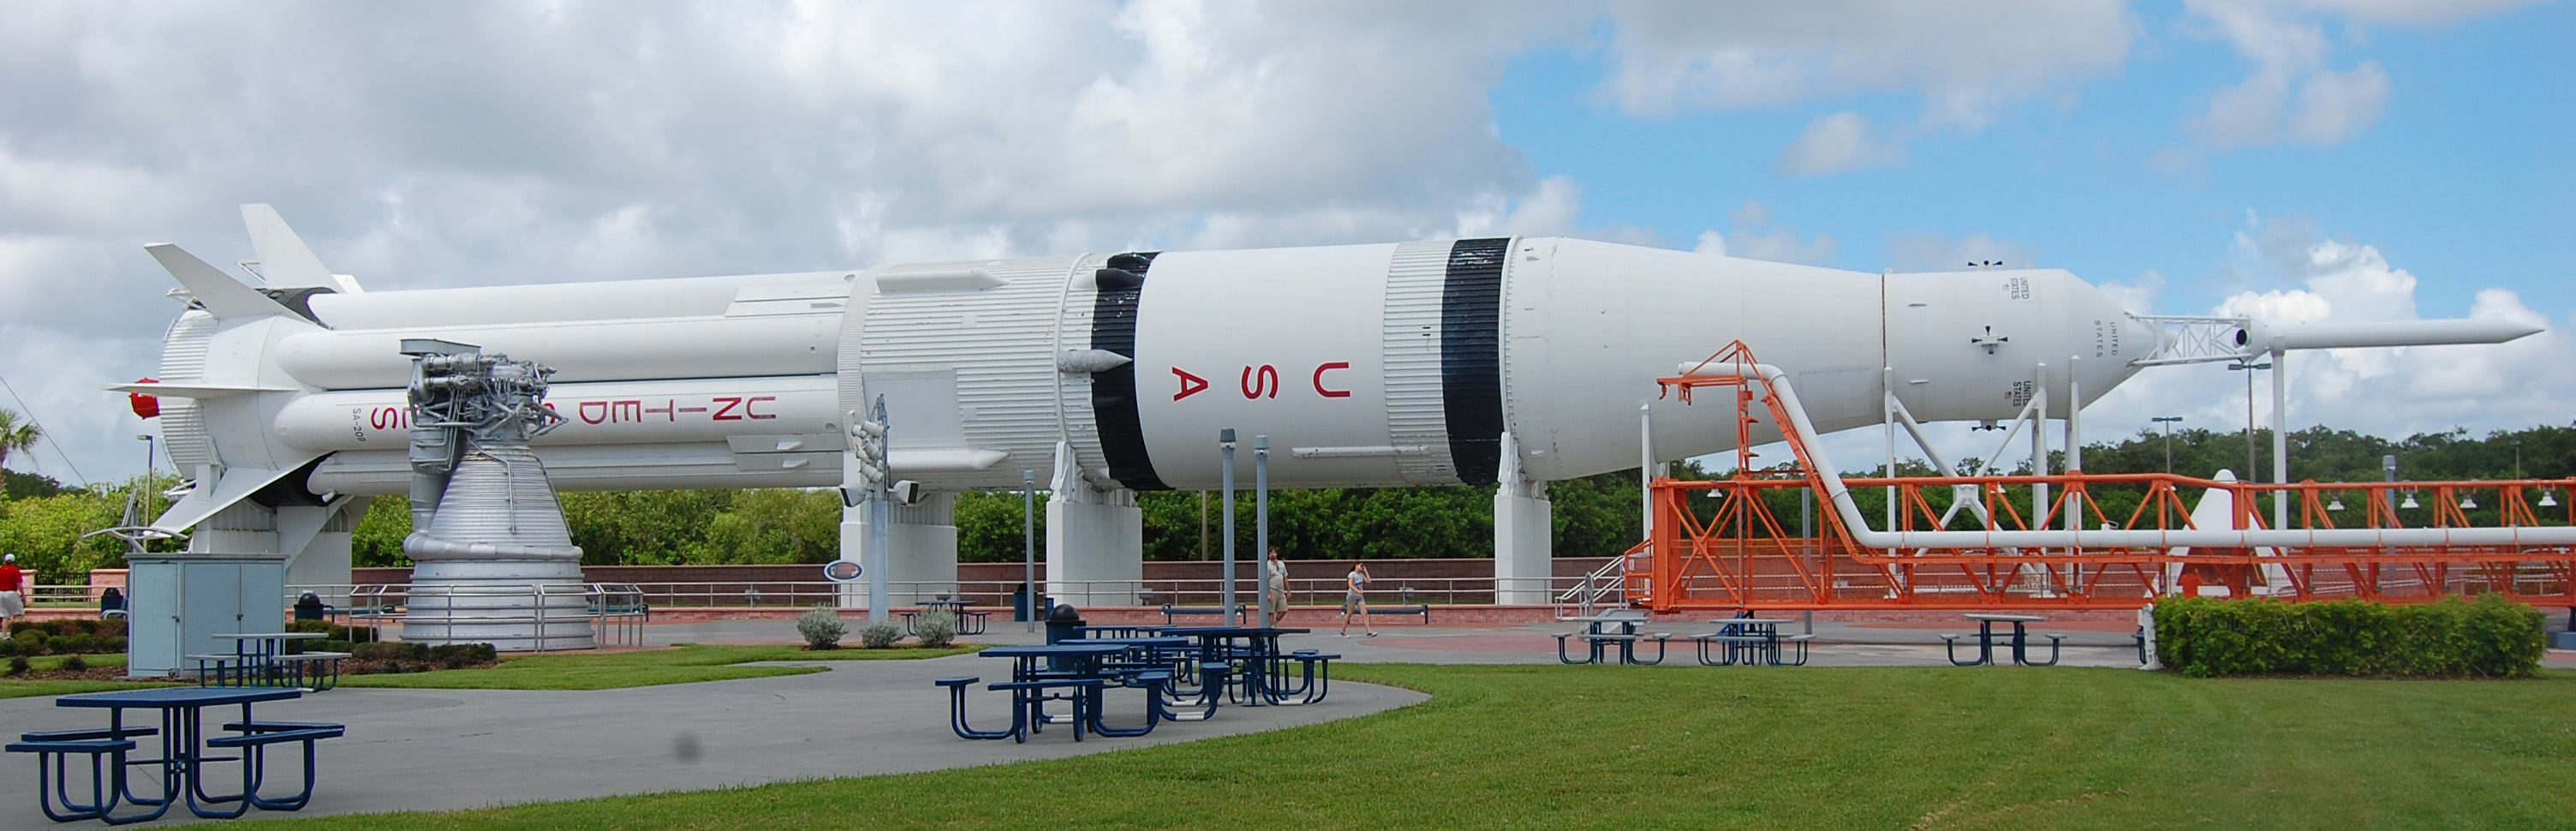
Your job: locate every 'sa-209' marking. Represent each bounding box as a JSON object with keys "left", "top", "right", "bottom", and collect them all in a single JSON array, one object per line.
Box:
[{"left": 1172, "top": 362, "right": 1351, "bottom": 401}]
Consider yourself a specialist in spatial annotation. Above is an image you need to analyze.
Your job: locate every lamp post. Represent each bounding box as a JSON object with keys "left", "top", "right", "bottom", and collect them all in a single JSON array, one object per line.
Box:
[
  {"left": 1220, "top": 428, "right": 1237, "bottom": 617},
  {"left": 2150, "top": 416, "right": 2182, "bottom": 474},
  {"left": 1022, "top": 469, "right": 1035, "bottom": 633},
  {"left": 2226, "top": 361, "right": 2271, "bottom": 481},
  {"left": 136, "top": 433, "right": 158, "bottom": 524}
]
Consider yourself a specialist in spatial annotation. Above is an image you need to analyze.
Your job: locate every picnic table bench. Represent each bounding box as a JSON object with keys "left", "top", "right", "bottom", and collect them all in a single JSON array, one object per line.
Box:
[
  {"left": 1555, "top": 612, "right": 1671, "bottom": 665},
  {"left": 1688, "top": 618, "right": 1811, "bottom": 667},
  {"left": 1362, "top": 604, "right": 1432, "bottom": 623},
  {"left": 7, "top": 687, "right": 344, "bottom": 822},
  {"left": 899, "top": 604, "right": 991, "bottom": 637},
  {"left": 1946, "top": 613, "right": 2063, "bottom": 667},
  {"left": 1160, "top": 604, "right": 1249, "bottom": 625}
]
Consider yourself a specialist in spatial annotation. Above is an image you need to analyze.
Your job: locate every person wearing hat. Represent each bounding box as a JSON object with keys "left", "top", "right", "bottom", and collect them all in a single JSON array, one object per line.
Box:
[{"left": 0, "top": 553, "right": 22, "bottom": 636}]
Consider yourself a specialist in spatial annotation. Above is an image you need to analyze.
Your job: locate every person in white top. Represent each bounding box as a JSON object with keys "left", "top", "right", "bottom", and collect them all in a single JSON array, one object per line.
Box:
[
  {"left": 1339, "top": 562, "right": 1376, "bottom": 637},
  {"left": 1264, "top": 549, "right": 1291, "bottom": 626}
]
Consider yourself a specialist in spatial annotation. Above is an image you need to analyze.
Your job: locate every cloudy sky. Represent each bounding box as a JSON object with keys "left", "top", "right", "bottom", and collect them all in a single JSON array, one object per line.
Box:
[{"left": 2, "top": 0, "right": 2568, "bottom": 485}]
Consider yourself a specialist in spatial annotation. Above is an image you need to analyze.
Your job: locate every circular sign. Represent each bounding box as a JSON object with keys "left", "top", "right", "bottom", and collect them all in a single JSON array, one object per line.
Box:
[{"left": 823, "top": 560, "right": 864, "bottom": 583}]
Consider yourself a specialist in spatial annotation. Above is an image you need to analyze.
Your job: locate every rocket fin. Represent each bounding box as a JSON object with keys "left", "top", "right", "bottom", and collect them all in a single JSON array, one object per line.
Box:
[
  {"left": 147, "top": 461, "right": 321, "bottom": 534},
  {"left": 146, "top": 243, "right": 301, "bottom": 320},
  {"left": 240, "top": 204, "right": 348, "bottom": 290}
]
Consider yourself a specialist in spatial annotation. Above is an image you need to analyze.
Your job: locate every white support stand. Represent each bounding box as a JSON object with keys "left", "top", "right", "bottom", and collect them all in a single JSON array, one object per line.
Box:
[
  {"left": 1044, "top": 441, "right": 1143, "bottom": 607},
  {"left": 1493, "top": 432, "right": 1553, "bottom": 605},
  {"left": 844, "top": 492, "right": 960, "bottom": 607},
  {"left": 276, "top": 499, "right": 356, "bottom": 595}
]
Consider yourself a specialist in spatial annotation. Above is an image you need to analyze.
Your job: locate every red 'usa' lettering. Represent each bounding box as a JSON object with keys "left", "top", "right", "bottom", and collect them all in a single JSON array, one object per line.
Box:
[{"left": 1240, "top": 365, "right": 1279, "bottom": 399}]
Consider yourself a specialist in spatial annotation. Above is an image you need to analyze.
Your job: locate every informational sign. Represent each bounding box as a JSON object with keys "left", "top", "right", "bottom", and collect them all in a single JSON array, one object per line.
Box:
[{"left": 822, "top": 559, "right": 864, "bottom": 583}]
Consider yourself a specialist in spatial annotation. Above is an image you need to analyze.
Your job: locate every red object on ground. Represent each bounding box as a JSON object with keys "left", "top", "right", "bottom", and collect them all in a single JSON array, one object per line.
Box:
[{"left": 128, "top": 378, "right": 158, "bottom": 419}]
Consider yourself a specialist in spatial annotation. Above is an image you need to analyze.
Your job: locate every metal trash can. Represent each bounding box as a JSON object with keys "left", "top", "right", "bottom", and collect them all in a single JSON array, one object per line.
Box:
[
  {"left": 1013, "top": 585, "right": 1051, "bottom": 623},
  {"left": 1043, "top": 603, "right": 1086, "bottom": 644},
  {"left": 293, "top": 592, "right": 326, "bottom": 622}
]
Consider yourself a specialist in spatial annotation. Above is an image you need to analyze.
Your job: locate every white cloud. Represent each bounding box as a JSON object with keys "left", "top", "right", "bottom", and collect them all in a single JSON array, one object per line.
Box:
[
  {"left": 1775, "top": 111, "right": 1904, "bottom": 176},
  {"left": 1599, "top": 0, "right": 2134, "bottom": 126},
  {"left": 2174, "top": 0, "right": 2514, "bottom": 148},
  {"left": 2294, "top": 0, "right": 2550, "bottom": 24},
  {"left": 1690, "top": 200, "right": 1836, "bottom": 265}
]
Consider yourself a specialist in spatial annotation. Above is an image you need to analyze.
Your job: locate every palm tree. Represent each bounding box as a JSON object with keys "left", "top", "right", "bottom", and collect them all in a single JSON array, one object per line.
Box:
[{"left": 0, "top": 407, "right": 40, "bottom": 480}]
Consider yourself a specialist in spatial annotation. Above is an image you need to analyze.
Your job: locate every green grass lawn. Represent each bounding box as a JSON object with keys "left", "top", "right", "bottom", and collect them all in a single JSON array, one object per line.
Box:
[
  {"left": 260, "top": 664, "right": 2575, "bottom": 830},
  {"left": 337, "top": 643, "right": 985, "bottom": 691}
]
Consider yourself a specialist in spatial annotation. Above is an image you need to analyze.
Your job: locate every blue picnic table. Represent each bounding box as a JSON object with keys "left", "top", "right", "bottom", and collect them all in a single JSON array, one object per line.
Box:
[
  {"left": 1154, "top": 626, "right": 1327, "bottom": 706},
  {"left": 8, "top": 686, "right": 344, "bottom": 823},
  {"left": 939, "top": 643, "right": 1154, "bottom": 743}
]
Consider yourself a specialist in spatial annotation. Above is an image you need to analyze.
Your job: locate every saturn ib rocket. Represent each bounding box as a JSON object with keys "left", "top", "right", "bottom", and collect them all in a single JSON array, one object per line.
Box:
[{"left": 123, "top": 206, "right": 2540, "bottom": 605}]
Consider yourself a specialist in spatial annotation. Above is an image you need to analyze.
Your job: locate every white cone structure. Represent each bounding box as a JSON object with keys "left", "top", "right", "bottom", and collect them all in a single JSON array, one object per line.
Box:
[{"left": 402, "top": 445, "right": 595, "bottom": 649}]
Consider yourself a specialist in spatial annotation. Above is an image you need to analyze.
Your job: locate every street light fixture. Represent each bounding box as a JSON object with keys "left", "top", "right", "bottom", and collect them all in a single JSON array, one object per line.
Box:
[
  {"left": 2226, "top": 362, "right": 2272, "bottom": 483},
  {"left": 2150, "top": 416, "right": 2183, "bottom": 474}
]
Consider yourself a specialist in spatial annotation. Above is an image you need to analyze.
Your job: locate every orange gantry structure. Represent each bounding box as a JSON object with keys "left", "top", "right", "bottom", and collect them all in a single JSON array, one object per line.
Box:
[{"left": 1623, "top": 343, "right": 2576, "bottom": 613}]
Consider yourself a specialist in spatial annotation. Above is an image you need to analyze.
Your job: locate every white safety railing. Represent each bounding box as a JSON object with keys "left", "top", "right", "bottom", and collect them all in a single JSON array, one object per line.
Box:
[
  {"left": 326, "top": 583, "right": 647, "bottom": 652},
  {"left": 295, "top": 574, "right": 1614, "bottom": 616}
]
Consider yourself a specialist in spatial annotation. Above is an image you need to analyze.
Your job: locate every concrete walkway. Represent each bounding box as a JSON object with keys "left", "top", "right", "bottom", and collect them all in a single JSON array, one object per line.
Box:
[{"left": 0, "top": 652, "right": 1422, "bottom": 828}]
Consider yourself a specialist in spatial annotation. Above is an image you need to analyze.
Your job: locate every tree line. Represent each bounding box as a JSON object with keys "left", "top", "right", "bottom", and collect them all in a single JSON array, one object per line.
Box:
[{"left": 1, "top": 423, "right": 2568, "bottom": 578}]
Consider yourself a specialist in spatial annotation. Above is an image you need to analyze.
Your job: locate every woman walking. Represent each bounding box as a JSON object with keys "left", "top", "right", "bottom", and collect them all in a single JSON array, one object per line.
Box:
[{"left": 1339, "top": 562, "right": 1376, "bottom": 637}]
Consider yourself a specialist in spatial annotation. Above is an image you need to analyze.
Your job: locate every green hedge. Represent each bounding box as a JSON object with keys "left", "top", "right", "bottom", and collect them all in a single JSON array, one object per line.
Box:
[
  {"left": 2155, "top": 595, "right": 2545, "bottom": 679},
  {"left": 0, "top": 619, "right": 128, "bottom": 657}
]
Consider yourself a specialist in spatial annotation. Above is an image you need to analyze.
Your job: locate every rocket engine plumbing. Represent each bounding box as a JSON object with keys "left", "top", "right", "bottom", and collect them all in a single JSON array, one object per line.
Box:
[{"left": 398, "top": 338, "right": 593, "bottom": 650}]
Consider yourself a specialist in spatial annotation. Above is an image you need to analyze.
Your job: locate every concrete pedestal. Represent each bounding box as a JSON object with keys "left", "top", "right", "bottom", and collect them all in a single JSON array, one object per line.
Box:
[
  {"left": 1494, "top": 487, "right": 1554, "bottom": 605},
  {"left": 1046, "top": 490, "right": 1143, "bottom": 607},
  {"left": 838, "top": 492, "right": 960, "bottom": 609}
]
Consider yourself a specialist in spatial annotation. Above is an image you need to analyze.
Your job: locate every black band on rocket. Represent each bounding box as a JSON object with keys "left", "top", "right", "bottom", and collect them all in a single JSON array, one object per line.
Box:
[
  {"left": 1093, "top": 252, "right": 1168, "bottom": 491},
  {"left": 1441, "top": 238, "right": 1508, "bottom": 486}
]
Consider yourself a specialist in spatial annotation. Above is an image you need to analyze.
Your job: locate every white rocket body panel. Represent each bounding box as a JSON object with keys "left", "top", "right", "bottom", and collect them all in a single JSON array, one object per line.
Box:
[
  {"left": 143, "top": 233, "right": 2196, "bottom": 510},
  {"left": 1132, "top": 243, "right": 1410, "bottom": 489},
  {"left": 1502, "top": 239, "right": 1887, "bottom": 481}
]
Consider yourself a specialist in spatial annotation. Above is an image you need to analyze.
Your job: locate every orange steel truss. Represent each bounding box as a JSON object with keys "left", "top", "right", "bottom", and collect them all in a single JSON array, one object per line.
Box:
[{"left": 1626, "top": 341, "right": 2576, "bottom": 612}]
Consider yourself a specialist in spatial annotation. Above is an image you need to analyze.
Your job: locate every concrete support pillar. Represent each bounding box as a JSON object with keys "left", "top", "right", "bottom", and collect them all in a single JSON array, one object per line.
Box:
[
  {"left": 1043, "top": 441, "right": 1143, "bottom": 607},
  {"left": 1493, "top": 432, "right": 1553, "bottom": 605},
  {"left": 838, "top": 492, "right": 960, "bottom": 609},
  {"left": 276, "top": 499, "right": 355, "bottom": 597}
]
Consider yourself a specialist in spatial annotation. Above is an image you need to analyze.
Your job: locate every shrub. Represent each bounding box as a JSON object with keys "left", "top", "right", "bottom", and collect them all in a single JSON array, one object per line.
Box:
[
  {"left": 426, "top": 643, "right": 497, "bottom": 668},
  {"left": 914, "top": 609, "right": 957, "bottom": 649},
  {"left": 857, "top": 622, "right": 901, "bottom": 649},
  {"left": 2156, "top": 595, "right": 2545, "bottom": 679},
  {"left": 59, "top": 655, "right": 87, "bottom": 672},
  {"left": 796, "top": 607, "right": 848, "bottom": 650},
  {"left": 4, "top": 655, "right": 25, "bottom": 675},
  {"left": 286, "top": 619, "right": 380, "bottom": 643},
  {"left": 353, "top": 642, "right": 414, "bottom": 661}
]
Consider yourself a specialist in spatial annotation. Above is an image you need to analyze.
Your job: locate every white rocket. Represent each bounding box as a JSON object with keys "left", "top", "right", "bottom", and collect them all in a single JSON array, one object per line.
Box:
[{"left": 119, "top": 206, "right": 2541, "bottom": 601}]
